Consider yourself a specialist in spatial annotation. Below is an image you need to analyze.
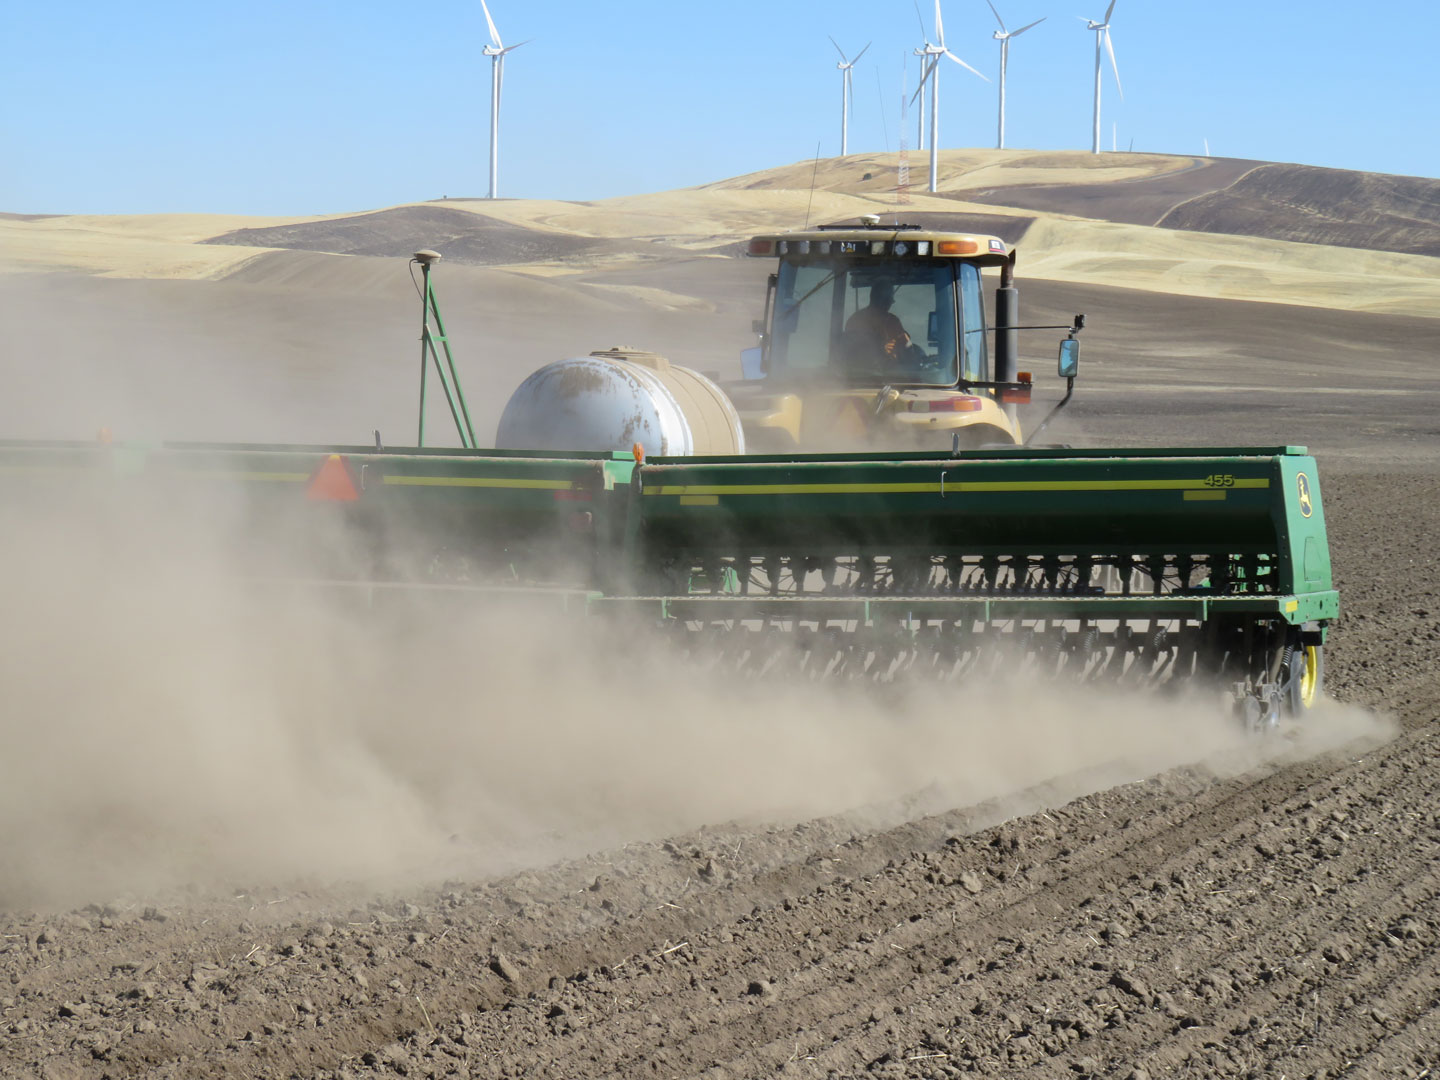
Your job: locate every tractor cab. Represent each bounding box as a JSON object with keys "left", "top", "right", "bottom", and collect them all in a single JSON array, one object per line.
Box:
[{"left": 732, "top": 222, "right": 1027, "bottom": 452}]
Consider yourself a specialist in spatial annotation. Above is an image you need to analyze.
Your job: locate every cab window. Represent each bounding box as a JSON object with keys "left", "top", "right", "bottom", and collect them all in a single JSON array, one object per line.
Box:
[
  {"left": 770, "top": 263, "right": 837, "bottom": 371},
  {"left": 770, "top": 258, "right": 959, "bottom": 386},
  {"left": 959, "top": 261, "right": 988, "bottom": 383}
]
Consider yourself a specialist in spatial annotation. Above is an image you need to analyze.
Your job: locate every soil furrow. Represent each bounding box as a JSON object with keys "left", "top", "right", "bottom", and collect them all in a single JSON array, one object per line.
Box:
[
  {"left": 574, "top": 739, "right": 1410, "bottom": 1078},
  {"left": 2, "top": 464, "right": 1436, "bottom": 1080}
]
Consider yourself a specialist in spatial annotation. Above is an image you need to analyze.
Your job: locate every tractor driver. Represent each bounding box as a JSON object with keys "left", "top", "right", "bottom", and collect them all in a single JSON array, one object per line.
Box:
[{"left": 844, "top": 281, "right": 916, "bottom": 368}]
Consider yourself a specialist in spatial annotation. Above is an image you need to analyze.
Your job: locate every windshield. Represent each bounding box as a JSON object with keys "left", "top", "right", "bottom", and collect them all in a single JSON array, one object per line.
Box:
[{"left": 768, "top": 258, "right": 983, "bottom": 386}]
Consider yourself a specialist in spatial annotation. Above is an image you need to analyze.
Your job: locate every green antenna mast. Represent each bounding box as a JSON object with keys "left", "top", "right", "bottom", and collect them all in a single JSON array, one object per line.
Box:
[{"left": 412, "top": 249, "right": 478, "bottom": 449}]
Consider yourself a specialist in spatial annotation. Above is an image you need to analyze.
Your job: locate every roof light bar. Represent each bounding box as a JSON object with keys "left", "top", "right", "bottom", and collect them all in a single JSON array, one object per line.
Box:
[{"left": 754, "top": 237, "right": 995, "bottom": 258}]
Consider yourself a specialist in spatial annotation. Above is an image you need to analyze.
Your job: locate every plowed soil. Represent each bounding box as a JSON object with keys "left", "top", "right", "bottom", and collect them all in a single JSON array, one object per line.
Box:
[
  {"left": 4, "top": 181, "right": 1440, "bottom": 1075},
  {"left": 204, "top": 205, "right": 683, "bottom": 266},
  {"left": 955, "top": 159, "right": 1440, "bottom": 258},
  {"left": 953, "top": 157, "right": 1262, "bottom": 229},
  {"left": 2, "top": 459, "right": 1437, "bottom": 1080},
  {"left": 1157, "top": 166, "right": 1440, "bottom": 258}
]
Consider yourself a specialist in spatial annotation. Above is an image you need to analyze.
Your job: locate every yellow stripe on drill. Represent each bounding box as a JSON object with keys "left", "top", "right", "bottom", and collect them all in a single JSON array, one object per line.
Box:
[
  {"left": 647, "top": 478, "right": 1269, "bottom": 497},
  {"left": 381, "top": 476, "right": 576, "bottom": 490}
]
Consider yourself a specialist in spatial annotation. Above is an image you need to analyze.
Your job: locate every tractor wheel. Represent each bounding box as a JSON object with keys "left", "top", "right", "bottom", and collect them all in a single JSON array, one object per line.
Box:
[{"left": 1283, "top": 642, "right": 1324, "bottom": 717}]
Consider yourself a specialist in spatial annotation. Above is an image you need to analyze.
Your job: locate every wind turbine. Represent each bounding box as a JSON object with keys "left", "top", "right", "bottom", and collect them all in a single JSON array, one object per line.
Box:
[
  {"left": 829, "top": 37, "right": 871, "bottom": 157},
  {"left": 480, "top": 0, "right": 528, "bottom": 199},
  {"left": 984, "top": 2, "right": 1044, "bottom": 150},
  {"left": 912, "top": 0, "right": 988, "bottom": 193},
  {"left": 1081, "top": 0, "right": 1122, "bottom": 155}
]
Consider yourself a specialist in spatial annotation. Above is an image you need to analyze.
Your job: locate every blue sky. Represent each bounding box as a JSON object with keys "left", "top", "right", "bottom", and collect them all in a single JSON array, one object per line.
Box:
[{"left": 2, "top": 0, "right": 1437, "bottom": 215}]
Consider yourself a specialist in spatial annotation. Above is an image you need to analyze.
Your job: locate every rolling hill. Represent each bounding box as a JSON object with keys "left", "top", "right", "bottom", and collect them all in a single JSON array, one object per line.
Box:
[{"left": 1, "top": 149, "right": 1436, "bottom": 449}]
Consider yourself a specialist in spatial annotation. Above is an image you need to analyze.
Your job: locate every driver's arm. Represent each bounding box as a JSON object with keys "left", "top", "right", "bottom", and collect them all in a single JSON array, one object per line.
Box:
[{"left": 886, "top": 312, "right": 911, "bottom": 350}]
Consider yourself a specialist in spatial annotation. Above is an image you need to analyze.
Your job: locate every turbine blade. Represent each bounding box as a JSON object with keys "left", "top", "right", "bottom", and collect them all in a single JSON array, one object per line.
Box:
[
  {"left": 915, "top": 55, "right": 938, "bottom": 92},
  {"left": 985, "top": 0, "right": 1007, "bottom": 32},
  {"left": 1104, "top": 0, "right": 1117, "bottom": 23},
  {"left": 853, "top": 41, "right": 871, "bottom": 64},
  {"left": 829, "top": 35, "right": 847, "bottom": 61},
  {"left": 945, "top": 49, "right": 989, "bottom": 80},
  {"left": 1012, "top": 16, "right": 1046, "bottom": 35},
  {"left": 914, "top": 0, "right": 928, "bottom": 40},
  {"left": 496, "top": 55, "right": 504, "bottom": 111},
  {"left": 501, "top": 39, "right": 529, "bottom": 54},
  {"left": 1103, "top": 28, "right": 1122, "bottom": 98},
  {"left": 910, "top": 57, "right": 938, "bottom": 104},
  {"left": 934, "top": 0, "right": 945, "bottom": 46},
  {"left": 479, "top": 0, "right": 502, "bottom": 48}
]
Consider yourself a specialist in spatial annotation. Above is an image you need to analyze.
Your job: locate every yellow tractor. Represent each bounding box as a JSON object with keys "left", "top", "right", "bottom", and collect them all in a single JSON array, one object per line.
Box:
[{"left": 727, "top": 218, "right": 1075, "bottom": 452}]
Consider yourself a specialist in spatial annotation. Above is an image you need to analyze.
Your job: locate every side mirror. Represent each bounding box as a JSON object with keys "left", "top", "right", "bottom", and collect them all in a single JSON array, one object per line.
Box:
[
  {"left": 1058, "top": 338, "right": 1079, "bottom": 379},
  {"left": 751, "top": 318, "right": 765, "bottom": 336}
]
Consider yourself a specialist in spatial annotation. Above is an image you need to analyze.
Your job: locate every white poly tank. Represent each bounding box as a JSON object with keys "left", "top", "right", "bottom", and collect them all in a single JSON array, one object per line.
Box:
[{"left": 494, "top": 347, "right": 745, "bottom": 457}]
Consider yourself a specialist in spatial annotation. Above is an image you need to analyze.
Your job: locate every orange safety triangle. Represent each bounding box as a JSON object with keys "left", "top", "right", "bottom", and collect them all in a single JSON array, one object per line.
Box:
[{"left": 307, "top": 454, "right": 360, "bottom": 501}]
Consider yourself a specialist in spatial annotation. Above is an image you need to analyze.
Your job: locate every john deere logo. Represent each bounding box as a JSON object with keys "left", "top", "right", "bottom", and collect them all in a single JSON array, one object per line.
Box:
[{"left": 1297, "top": 472, "right": 1313, "bottom": 518}]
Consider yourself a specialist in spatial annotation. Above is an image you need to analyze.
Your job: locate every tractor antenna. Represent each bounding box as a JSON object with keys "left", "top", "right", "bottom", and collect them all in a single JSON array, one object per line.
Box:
[{"left": 802, "top": 141, "right": 822, "bottom": 228}]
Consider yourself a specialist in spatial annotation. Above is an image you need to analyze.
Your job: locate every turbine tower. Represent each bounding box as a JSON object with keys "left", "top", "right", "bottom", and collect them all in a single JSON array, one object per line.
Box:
[
  {"left": 1082, "top": 0, "right": 1122, "bottom": 155},
  {"left": 480, "top": 0, "right": 528, "bottom": 199},
  {"left": 985, "top": 2, "right": 1044, "bottom": 150},
  {"left": 912, "top": 0, "right": 988, "bottom": 193},
  {"left": 828, "top": 37, "right": 871, "bottom": 157}
]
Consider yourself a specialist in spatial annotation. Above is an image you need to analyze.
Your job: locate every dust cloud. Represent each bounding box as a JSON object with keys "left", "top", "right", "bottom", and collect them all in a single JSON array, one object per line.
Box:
[{"left": 0, "top": 489, "right": 1389, "bottom": 911}]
